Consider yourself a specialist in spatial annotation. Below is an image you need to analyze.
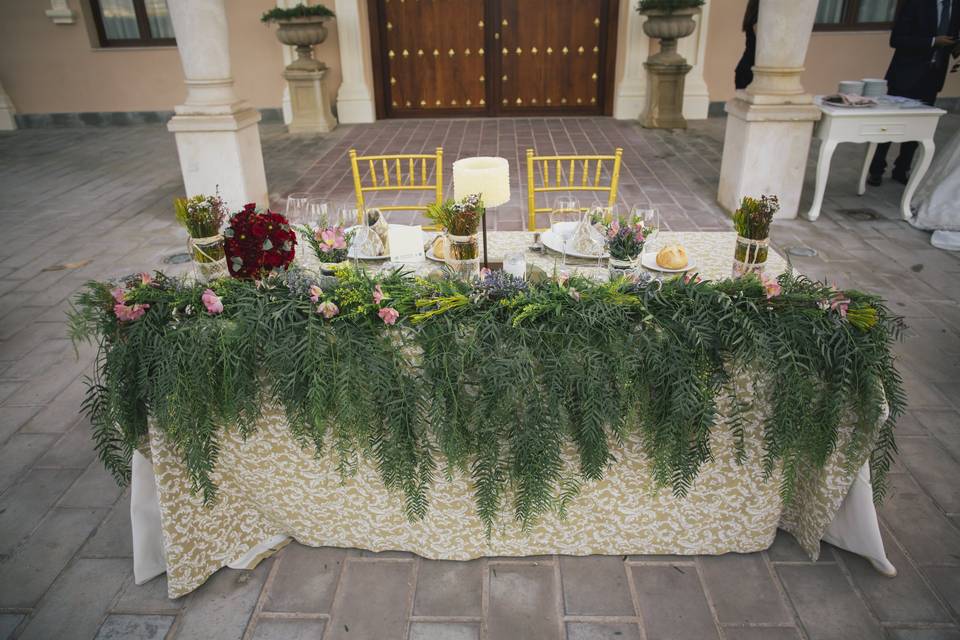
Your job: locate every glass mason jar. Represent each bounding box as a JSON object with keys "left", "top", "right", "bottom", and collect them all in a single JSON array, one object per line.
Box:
[
  {"left": 445, "top": 232, "right": 480, "bottom": 279},
  {"left": 608, "top": 256, "right": 638, "bottom": 281},
  {"left": 733, "top": 235, "right": 769, "bottom": 279},
  {"left": 189, "top": 234, "right": 228, "bottom": 282}
]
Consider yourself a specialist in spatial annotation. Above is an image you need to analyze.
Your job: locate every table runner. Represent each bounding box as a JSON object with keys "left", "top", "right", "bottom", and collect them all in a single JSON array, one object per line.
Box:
[{"left": 130, "top": 231, "right": 896, "bottom": 597}]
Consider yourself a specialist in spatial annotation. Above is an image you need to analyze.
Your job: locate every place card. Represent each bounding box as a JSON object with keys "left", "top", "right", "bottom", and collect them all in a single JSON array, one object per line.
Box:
[{"left": 388, "top": 224, "right": 425, "bottom": 263}]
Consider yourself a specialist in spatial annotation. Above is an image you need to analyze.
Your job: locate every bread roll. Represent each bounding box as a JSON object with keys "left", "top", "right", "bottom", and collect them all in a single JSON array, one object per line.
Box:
[{"left": 656, "top": 245, "right": 688, "bottom": 270}]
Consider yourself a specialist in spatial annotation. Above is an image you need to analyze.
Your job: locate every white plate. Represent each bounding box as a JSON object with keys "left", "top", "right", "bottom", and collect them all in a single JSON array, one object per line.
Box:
[
  {"left": 541, "top": 227, "right": 608, "bottom": 260},
  {"left": 641, "top": 251, "right": 696, "bottom": 273}
]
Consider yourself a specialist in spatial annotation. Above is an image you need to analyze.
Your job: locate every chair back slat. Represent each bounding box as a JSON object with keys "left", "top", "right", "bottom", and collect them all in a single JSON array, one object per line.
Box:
[
  {"left": 349, "top": 148, "right": 445, "bottom": 230},
  {"left": 524, "top": 148, "right": 624, "bottom": 231}
]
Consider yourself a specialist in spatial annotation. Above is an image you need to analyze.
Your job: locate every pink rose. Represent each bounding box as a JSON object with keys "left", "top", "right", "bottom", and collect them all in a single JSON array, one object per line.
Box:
[
  {"left": 683, "top": 273, "right": 702, "bottom": 285},
  {"left": 317, "top": 301, "right": 339, "bottom": 319},
  {"left": 378, "top": 307, "right": 399, "bottom": 325},
  {"left": 373, "top": 284, "right": 385, "bottom": 305},
  {"left": 309, "top": 285, "right": 323, "bottom": 303},
  {"left": 110, "top": 287, "right": 126, "bottom": 304},
  {"left": 114, "top": 303, "right": 148, "bottom": 322},
  {"left": 479, "top": 268, "right": 492, "bottom": 280},
  {"left": 139, "top": 272, "right": 152, "bottom": 286},
  {"left": 201, "top": 288, "right": 223, "bottom": 314}
]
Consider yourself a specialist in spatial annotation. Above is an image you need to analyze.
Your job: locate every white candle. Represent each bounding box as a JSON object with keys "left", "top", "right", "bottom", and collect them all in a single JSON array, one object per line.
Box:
[{"left": 452, "top": 157, "right": 511, "bottom": 207}]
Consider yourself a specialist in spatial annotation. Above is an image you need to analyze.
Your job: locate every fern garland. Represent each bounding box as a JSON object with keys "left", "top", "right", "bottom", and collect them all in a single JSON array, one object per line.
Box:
[{"left": 68, "top": 267, "right": 905, "bottom": 531}]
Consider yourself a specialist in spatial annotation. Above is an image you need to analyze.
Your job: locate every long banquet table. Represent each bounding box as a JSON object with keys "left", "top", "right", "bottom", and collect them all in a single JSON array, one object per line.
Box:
[{"left": 130, "top": 231, "right": 896, "bottom": 597}]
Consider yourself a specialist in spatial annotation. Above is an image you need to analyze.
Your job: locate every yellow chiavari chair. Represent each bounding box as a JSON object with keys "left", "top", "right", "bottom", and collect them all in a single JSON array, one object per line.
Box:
[
  {"left": 349, "top": 148, "right": 444, "bottom": 230},
  {"left": 525, "top": 148, "right": 624, "bottom": 231}
]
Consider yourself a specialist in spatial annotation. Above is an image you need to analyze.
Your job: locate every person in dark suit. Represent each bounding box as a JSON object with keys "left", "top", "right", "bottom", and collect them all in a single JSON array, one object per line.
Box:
[
  {"left": 735, "top": 0, "right": 760, "bottom": 90},
  {"left": 868, "top": 0, "right": 960, "bottom": 186}
]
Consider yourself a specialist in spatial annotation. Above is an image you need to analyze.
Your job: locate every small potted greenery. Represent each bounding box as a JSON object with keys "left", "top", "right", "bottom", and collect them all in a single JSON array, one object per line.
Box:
[
  {"left": 261, "top": 3, "right": 335, "bottom": 72},
  {"left": 637, "top": 0, "right": 704, "bottom": 64},
  {"left": 426, "top": 194, "right": 484, "bottom": 280},
  {"left": 732, "top": 194, "right": 778, "bottom": 278},
  {"left": 174, "top": 193, "right": 228, "bottom": 282}
]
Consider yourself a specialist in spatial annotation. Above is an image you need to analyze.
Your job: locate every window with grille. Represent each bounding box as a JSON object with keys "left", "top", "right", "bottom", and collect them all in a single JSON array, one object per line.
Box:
[{"left": 90, "top": 0, "right": 175, "bottom": 47}]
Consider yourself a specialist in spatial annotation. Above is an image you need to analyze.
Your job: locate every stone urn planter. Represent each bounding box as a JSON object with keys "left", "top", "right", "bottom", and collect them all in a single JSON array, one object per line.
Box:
[
  {"left": 262, "top": 5, "right": 337, "bottom": 134},
  {"left": 642, "top": 8, "right": 698, "bottom": 65},
  {"left": 637, "top": 1, "right": 703, "bottom": 129},
  {"left": 274, "top": 16, "right": 329, "bottom": 72}
]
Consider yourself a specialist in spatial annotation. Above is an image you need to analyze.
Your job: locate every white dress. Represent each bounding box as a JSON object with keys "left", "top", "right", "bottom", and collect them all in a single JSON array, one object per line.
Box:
[{"left": 913, "top": 128, "right": 960, "bottom": 250}]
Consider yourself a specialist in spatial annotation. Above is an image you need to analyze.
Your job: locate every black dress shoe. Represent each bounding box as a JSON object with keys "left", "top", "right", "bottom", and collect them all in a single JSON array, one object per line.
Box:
[
  {"left": 866, "top": 174, "right": 883, "bottom": 187},
  {"left": 892, "top": 171, "right": 910, "bottom": 185}
]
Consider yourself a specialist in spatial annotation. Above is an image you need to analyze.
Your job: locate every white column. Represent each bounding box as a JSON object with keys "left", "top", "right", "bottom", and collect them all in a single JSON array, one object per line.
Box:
[
  {"left": 613, "top": 0, "right": 649, "bottom": 120},
  {"left": 166, "top": 0, "right": 269, "bottom": 209},
  {"left": 613, "top": 0, "right": 709, "bottom": 121},
  {"left": 677, "top": 3, "right": 710, "bottom": 120},
  {"left": 276, "top": 0, "right": 295, "bottom": 125},
  {"left": 334, "top": 0, "right": 377, "bottom": 123},
  {"left": 717, "top": 0, "right": 821, "bottom": 219},
  {"left": 0, "top": 80, "right": 17, "bottom": 130}
]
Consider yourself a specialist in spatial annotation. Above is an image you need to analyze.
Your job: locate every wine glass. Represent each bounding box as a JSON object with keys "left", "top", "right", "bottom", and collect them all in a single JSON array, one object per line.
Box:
[
  {"left": 337, "top": 204, "right": 361, "bottom": 265},
  {"left": 284, "top": 192, "right": 310, "bottom": 224},
  {"left": 305, "top": 198, "right": 329, "bottom": 228},
  {"left": 550, "top": 197, "right": 581, "bottom": 264},
  {"left": 631, "top": 206, "right": 660, "bottom": 258}
]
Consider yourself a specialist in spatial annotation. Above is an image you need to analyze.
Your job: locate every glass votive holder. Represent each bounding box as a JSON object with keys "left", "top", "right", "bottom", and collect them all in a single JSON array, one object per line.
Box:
[{"left": 503, "top": 251, "right": 526, "bottom": 279}]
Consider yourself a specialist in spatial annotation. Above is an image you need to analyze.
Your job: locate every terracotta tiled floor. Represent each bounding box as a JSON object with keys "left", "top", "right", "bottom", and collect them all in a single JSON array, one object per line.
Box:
[{"left": 281, "top": 117, "right": 729, "bottom": 232}]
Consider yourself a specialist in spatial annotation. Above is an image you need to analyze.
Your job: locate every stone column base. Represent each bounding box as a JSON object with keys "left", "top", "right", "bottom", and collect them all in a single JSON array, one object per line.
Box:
[
  {"left": 167, "top": 106, "right": 269, "bottom": 209},
  {"left": 717, "top": 97, "right": 822, "bottom": 219},
  {"left": 283, "top": 67, "right": 337, "bottom": 134},
  {"left": 641, "top": 61, "right": 692, "bottom": 130}
]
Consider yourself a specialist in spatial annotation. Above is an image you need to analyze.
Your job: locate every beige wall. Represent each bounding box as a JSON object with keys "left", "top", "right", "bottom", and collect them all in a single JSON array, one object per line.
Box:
[
  {"left": 704, "top": 0, "right": 960, "bottom": 105},
  {"left": 1, "top": 0, "right": 957, "bottom": 116},
  {"left": 0, "top": 0, "right": 342, "bottom": 114}
]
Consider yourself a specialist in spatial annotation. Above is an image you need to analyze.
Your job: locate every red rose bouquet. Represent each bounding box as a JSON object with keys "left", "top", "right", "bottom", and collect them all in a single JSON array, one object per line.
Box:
[{"left": 223, "top": 203, "right": 297, "bottom": 279}]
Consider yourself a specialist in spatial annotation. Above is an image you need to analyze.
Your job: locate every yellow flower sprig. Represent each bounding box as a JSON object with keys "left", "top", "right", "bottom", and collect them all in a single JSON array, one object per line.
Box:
[{"left": 410, "top": 294, "right": 470, "bottom": 323}]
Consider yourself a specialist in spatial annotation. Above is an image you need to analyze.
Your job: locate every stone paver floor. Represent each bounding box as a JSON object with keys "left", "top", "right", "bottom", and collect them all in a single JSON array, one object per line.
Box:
[{"left": 1, "top": 115, "right": 959, "bottom": 640}]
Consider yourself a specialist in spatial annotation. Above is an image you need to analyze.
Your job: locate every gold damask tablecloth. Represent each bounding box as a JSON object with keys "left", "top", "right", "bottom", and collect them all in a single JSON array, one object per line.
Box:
[{"left": 139, "top": 232, "right": 885, "bottom": 597}]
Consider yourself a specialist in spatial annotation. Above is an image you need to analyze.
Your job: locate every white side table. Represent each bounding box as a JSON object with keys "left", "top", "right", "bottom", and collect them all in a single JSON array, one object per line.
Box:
[{"left": 805, "top": 97, "right": 945, "bottom": 221}]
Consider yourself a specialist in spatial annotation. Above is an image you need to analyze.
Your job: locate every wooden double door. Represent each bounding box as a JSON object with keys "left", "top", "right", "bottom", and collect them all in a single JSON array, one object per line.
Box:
[{"left": 370, "top": 0, "right": 619, "bottom": 118}]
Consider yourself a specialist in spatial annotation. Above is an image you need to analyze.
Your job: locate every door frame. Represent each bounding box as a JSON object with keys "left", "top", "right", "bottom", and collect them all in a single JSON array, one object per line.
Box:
[{"left": 367, "top": 0, "right": 620, "bottom": 119}]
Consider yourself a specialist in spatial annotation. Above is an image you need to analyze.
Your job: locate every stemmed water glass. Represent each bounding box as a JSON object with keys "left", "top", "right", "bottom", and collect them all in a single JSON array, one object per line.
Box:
[
  {"left": 631, "top": 206, "right": 660, "bottom": 260},
  {"left": 305, "top": 198, "right": 329, "bottom": 228},
  {"left": 284, "top": 192, "right": 310, "bottom": 225},
  {"left": 550, "top": 197, "right": 581, "bottom": 264}
]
